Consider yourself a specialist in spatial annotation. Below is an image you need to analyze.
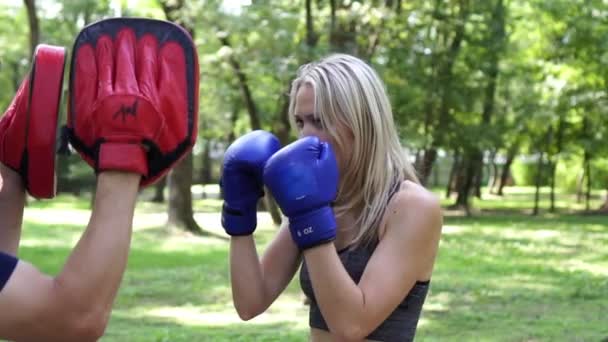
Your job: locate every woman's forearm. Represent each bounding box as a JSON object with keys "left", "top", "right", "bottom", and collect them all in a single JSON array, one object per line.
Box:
[
  {"left": 304, "top": 244, "right": 366, "bottom": 339},
  {"left": 230, "top": 236, "right": 269, "bottom": 319}
]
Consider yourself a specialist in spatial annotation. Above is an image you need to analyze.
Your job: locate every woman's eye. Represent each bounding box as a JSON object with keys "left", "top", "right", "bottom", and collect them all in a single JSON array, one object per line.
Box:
[
  {"left": 295, "top": 118, "right": 304, "bottom": 129},
  {"left": 313, "top": 118, "right": 323, "bottom": 129}
]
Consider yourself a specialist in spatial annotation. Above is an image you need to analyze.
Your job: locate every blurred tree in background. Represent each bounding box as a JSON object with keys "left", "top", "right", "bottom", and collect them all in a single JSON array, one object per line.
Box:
[{"left": 1, "top": 0, "right": 606, "bottom": 231}]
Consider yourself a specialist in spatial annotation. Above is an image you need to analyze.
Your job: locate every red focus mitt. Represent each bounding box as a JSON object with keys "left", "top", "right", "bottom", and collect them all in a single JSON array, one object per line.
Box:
[
  {"left": 66, "top": 18, "right": 199, "bottom": 186},
  {"left": 0, "top": 44, "right": 66, "bottom": 199}
]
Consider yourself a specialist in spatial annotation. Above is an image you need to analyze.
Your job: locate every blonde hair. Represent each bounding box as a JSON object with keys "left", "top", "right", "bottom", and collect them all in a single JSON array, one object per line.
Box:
[{"left": 289, "top": 54, "right": 419, "bottom": 247}]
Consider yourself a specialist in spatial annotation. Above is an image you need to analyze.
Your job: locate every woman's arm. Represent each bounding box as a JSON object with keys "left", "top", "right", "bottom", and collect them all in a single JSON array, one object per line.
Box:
[
  {"left": 304, "top": 183, "right": 443, "bottom": 340},
  {"left": 0, "top": 171, "right": 140, "bottom": 341},
  {"left": 230, "top": 218, "right": 302, "bottom": 320}
]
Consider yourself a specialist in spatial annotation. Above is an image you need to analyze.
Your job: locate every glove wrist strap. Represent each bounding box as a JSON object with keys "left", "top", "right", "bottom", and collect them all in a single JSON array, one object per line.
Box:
[
  {"left": 289, "top": 206, "right": 337, "bottom": 250},
  {"left": 98, "top": 143, "right": 148, "bottom": 175},
  {"left": 221, "top": 203, "right": 257, "bottom": 236}
]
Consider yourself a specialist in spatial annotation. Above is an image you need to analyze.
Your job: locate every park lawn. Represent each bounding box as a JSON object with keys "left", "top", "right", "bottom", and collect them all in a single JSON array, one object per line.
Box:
[{"left": 18, "top": 187, "right": 608, "bottom": 341}]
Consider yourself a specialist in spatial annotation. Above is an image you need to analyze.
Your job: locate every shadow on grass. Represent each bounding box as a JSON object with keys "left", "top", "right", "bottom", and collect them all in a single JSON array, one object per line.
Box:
[
  {"left": 119, "top": 248, "right": 232, "bottom": 307},
  {"left": 21, "top": 221, "right": 84, "bottom": 239},
  {"left": 103, "top": 315, "right": 307, "bottom": 342},
  {"left": 135, "top": 198, "right": 223, "bottom": 214}
]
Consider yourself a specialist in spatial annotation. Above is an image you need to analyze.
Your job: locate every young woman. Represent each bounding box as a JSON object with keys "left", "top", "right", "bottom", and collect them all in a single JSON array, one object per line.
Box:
[{"left": 222, "top": 54, "right": 443, "bottom": 341}]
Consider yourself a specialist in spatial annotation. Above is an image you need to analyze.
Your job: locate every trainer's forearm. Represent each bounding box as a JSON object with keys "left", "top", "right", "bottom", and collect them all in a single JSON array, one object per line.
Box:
[
  {"left": 55, "top": 172, "right": 140, "bottom": 316},
  {"left": 0, "top": 164, "right": 25, "bottom": 255},
  {"left": 230, "top": 236, "right": 268, "bottom": 318}
]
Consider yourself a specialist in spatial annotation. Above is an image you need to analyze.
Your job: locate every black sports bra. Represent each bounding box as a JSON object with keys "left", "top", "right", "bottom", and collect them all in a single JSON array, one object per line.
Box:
[{"left": 299, "top": 241, "right": 430, "bottom": 342}]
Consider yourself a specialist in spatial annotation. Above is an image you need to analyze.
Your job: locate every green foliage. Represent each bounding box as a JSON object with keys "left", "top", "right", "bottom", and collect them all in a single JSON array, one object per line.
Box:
[
  {"left": 511, "top": 158, "right": 550, "bottom": 187},
  {"left": 594, "top": 158, "right": 608, "bottom": 189},
  {"left": 510, "top": 154, "right": 608, "bottom": 192},
  {"left": 555, "top": 155, "right": 608, "bottom": 192},
  {"left": 0, "top": 3, "right": 29, "bottom": 103}
]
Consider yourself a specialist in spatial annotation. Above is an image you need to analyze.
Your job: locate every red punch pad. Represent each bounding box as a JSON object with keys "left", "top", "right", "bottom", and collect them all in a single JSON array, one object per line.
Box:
[
  {"left": 0, "top": 44, "right": 66, "bottom": 199},
  {"left": 67, "top": 18, "right": 199, "bottom": 186}
]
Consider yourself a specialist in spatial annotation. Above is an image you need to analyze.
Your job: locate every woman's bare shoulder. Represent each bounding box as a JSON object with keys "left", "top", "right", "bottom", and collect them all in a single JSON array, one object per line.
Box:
[{"left": 383, "top": 180, "right": 442, "bottom": 237}]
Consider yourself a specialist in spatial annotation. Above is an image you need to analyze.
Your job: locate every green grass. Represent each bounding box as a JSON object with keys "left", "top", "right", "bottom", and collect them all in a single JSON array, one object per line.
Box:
[{"left": 17, "top": 187, "right": 608, "bottom": 341}]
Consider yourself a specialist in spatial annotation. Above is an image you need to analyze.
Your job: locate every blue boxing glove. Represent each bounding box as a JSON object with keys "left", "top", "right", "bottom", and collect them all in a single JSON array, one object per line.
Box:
[
  {"left": 221, "top": 130, "right": 281, "bottom": 235},
  {"left": 263, "top": 136, "right": 339, "bottom": 249}
]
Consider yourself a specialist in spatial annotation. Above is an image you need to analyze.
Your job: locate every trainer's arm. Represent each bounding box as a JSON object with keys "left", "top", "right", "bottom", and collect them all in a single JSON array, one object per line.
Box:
[
  {"left": 0, "top": 171, "right": 140, "bottom": 341},
  {"left": 0, "top": 164, "right": 25, "bottom": 254},
  {"left": 230, "top": 218, "right": 302, "bottom": 320}
]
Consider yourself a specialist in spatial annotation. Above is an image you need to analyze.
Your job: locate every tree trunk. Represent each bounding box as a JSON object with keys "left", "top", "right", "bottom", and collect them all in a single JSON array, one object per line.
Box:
[
  {"left": 152, "top": 177, "right": 166, "bottom": 203},
  {"left": 329, "top": 0, "right": 336, "bottom": 36},
  {"left": 329, "top": 0, "right": 337, "bottom": 49},
  {"left": 305, "top": 0, "right": 318, "bottom": 58},
  {"left": 424, "top": 0, "right": 470, "bottom": 184},
  {"left": 433, "top": 158, "right": 441, "bottom": 188},
  {"left": 413, "top": 149, "right": 422, "bottom": 174},
  {"left": 266, "top": 92, "right": 291, "bottom": 226},
  {"left": 584, "top": 151, "right": 591, "bottom": 212},
  {"left": 328, "top": 0, "right": 357, "bottom": 54},
  {"left": 200, "top": 139, "right": 212, "bottom": 185},
  {"left": 167, "top": 153, "right": 203, "bottom": 234},
  {"left": 218, "top": 34, "right": 261, "bottom": 130},
  {"left": 364, "top": 2, "right": 392, "bottom": 61},
  {"left": 474, "top": 156, "right": 483, "bottom": 199},
  {"left": 497, "top": 145, "right": 517, "bottom": 196},
  {"left": 83, "top": 3, "right": 92, "bottom": 25},
  {"left": 220, "top": 110, "right": 239, "bottom": 202},
  {"left": 416, "top": 0, "right": 441, "bottom": 185},
  {"left": 23, "top": 0, "right": 40, "bottom": 59},
  {"left": 227, "top": 104, "right": 239, "bottom": 144},
  {"left": 549, "top": 115, "right": 564, "bottom": 213},
  {"left": 533, "top": 151, "right": 545, "bottom": 216},
  {"left": 544, "top": 124, "right": 555, "bottom": 213},
  {"left": 420, "top": 148, "right": 438, "bottom": 186},
  {"left": 454, "top": 148, "right": 482, "bottom": 213},
  {"left": 549, "top": 160, "right": 556, "bottom": 213},
  {"left": 576, "top": 168, "right": 585, "bottom": 203},
  {"left": 454, "top": 155, "right": 475, "bottom": 215},
  {"left": 218, "top": 31, "right": 284, "bottom": 225},
  {"left": 161, "top": 0, "right": 203, "bottom": 235},
  {"left": 273, "top": 91, "right": 292, "bottom": 145},
  {"left": 473, "top": 0, "right": 504, "bottom": 201},
  {"left": 488, "top": 149, "right": 499, "bottom": 193},
  {"left": 446, "top": 150, "right": 461, "bottom": 198}
]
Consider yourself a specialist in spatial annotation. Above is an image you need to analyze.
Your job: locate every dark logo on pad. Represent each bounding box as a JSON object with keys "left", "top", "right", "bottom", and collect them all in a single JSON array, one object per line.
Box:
[{"left": 113, "top": 100, "right": 138, "bottom": 123}]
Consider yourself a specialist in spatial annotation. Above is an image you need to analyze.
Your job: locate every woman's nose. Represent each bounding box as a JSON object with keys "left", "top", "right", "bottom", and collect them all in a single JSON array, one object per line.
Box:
[{"left": 300, "top": 123, "right": 319, "bottom": 138}]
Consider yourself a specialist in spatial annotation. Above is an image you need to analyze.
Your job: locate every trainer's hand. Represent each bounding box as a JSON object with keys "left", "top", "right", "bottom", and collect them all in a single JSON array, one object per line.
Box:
[
  {"left": 263, "top": 136, "right": 339, "bottom": 249},
  {"left": 221, "top": 130, "right": 280, "bottom": 236},
  {"left": 0, "top": 45, "right": 65, "bottom": 199},
  {"left": 67, "top": 18, "right": 199, "bottom": 187}
]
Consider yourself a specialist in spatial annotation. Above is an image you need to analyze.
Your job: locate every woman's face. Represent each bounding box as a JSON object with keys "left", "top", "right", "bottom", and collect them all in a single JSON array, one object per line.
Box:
[{"left": 293, "top": 84, "right": 352, "bottom": 173}]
